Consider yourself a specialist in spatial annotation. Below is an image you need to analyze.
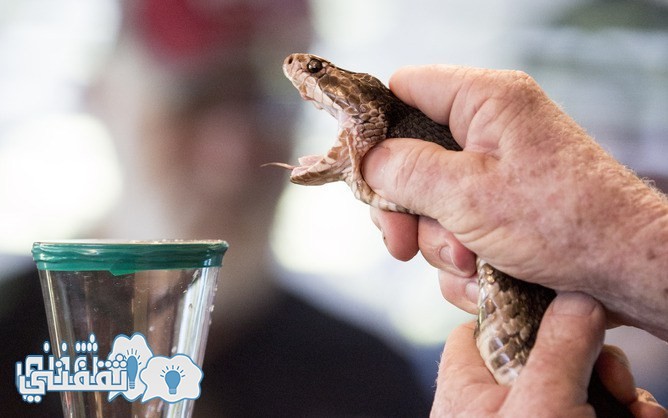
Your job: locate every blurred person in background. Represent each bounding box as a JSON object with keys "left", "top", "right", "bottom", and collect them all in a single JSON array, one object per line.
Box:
[{"left": 0, "top": 0, "right": 431, "bottom": 416}]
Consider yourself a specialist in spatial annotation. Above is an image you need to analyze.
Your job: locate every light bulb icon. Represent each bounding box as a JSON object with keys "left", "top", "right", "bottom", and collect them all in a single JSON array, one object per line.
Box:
[
  {"left": 162, "top": 366, "right": 185, "bottom": 395},
  {"left": 107, "top": 333, "right": 154, "bottom": 402},
  {"left": 126, "top": 355, "right": 139, "bottom": 390}
]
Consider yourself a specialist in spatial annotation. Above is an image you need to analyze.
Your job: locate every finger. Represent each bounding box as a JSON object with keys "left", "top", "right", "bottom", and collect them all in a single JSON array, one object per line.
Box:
[
  {"left": 362, "top": 138, "right": 489, "bottom": 223},
  {"left": 594, "top": 345, "right": 637, "bottom": 405},
  {"left": 630, "top": 389, "right": 668, "bottom": 418},
  {"left": 417, "top": 216, "right": 477, "bottom": 276},
  {"left": 438, "top": 270, "right": 478, "bottom": 314},
  {"left": 370, "top": 208, "right": 419, "bottom": 261},
  {"left": 389, "top": 65, "right": 550, "bottom": 153},
  {"left": 389, "top": 65, "right": 473, "bottom": 142},
  {"left": 418, "top": 216, "right": 476, "bottom": 277},
  {"left": 433, "top": 321, "right": 506, "bottom": 414},
  {"left": 440, "top": 322, "right": 491, "bottom": 386},
  {"left": 507, "top": 293, "right": 605, "bottom": 412}
]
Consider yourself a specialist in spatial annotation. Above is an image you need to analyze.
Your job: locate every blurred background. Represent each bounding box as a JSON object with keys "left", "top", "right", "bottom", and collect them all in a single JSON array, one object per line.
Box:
[{"left": 1, "top": 0, "right": 666, "bottom": 409}]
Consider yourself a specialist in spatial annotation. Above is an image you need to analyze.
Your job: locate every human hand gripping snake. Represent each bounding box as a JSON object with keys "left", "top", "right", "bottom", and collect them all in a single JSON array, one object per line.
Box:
[{"left": 268, "top": 53, "right": 633, "bottom": 417}]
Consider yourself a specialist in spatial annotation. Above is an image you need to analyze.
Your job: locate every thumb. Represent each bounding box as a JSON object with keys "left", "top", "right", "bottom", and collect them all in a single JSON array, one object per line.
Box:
[
  {"left": 362, "top": 138, "right": 487, "bottom": 220},
  {"left": 506, "top": 292, "right": 605, "bottom": 412}
]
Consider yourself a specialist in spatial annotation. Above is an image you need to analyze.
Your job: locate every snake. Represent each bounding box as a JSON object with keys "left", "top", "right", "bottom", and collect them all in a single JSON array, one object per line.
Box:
[{"left": 270, "top": 53, "right": 633, "bottom": 417}]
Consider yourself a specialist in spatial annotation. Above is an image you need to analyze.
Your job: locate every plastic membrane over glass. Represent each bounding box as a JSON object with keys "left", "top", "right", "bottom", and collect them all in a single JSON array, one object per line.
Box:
[{"left": 32, "top": 240, "right": 229, "bottom": 275}]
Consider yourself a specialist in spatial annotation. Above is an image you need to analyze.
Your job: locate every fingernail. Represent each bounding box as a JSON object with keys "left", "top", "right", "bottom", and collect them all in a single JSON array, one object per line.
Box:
[
  {"left": 551, "top": 292, "right": 597, "bottom": 317},
  {"left": 636, "top": 388, "right": 660, "bottom": 405},
  {"left": 362, "top": 145, "right": 390, "bottom": 190},
  {"left": 439, "top": 245, "right": 454, "bottom": 266},
  {"left": 439, "top": 246, "right": 466, "bottom": 277},
  {"left": 465, "top": 280, "right": 479, "bottom": 304},
  {"left": 439, "top": 245, "right": 476, "bottom": 278}
]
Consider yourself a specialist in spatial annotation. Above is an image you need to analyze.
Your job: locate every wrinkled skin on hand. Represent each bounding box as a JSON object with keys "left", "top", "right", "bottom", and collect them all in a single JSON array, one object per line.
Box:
[
  {"left": 361, "top": 65, "right": 668, "bottom": 342},
  {"left": 430, "top": 293, "right": 667, "bottom": 417}
]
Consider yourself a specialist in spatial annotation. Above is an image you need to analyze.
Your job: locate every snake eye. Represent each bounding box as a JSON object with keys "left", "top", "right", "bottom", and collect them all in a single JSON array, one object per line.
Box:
[{"left": 307, "top": 58, "right": 323, "bottom": 74}]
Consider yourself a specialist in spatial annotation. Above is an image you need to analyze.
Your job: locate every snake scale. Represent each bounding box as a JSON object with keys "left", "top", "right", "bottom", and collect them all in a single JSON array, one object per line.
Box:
[{"left": 271, "top": 53, "right": 633, "bottom": 417}]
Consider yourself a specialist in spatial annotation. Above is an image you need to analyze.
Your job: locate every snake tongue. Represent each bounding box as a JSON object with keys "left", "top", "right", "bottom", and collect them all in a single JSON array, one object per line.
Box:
[
  {"left": 262, "top": 155, "right": 322, "bottom": 170},
  {"left": 263, "top": 154, "right": 328, "bottom": 182},
  {"left": 264, "top": 138, "right": 349, "bottom": 186}
]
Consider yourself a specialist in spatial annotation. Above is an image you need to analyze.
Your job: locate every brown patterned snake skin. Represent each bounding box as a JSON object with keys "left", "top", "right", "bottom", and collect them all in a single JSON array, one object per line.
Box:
[{"left": 270, "top": 53, "right": 633, "bottom": 417}]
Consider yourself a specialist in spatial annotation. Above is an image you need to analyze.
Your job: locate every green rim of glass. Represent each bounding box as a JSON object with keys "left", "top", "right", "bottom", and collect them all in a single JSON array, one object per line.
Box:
[{"left": 32, "top": 240, "right": 228, "bottom": 275}]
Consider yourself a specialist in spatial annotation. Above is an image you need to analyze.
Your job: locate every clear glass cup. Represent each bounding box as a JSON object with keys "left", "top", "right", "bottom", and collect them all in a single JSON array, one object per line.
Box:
[{"left": 28, "top": 240, "right": 228, "bottom": 418}]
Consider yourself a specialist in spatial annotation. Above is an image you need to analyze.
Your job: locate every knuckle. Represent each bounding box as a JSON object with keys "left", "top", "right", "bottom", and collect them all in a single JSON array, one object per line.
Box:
[
  {"left": 390, "top": 143, "right": 445, "bottom": 209},
  {"left": 500, "top": 70, "right": 545, "bottom": 107}
]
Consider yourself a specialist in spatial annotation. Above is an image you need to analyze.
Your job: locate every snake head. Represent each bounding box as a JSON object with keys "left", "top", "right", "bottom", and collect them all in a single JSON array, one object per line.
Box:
[
  {"left": 282, "top": 53, "right": 338, "bottom": 117},
  {"left": 282, "top": 53, "right": 391, "bottom": 122},
  {"left": 266, "top": 53, "right": 392, "bottom": 194}
]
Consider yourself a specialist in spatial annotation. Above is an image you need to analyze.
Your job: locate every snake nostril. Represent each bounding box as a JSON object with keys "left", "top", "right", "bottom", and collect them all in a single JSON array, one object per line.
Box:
[{"left": 287, "top": 56, "right": 294, "bottom": 65}]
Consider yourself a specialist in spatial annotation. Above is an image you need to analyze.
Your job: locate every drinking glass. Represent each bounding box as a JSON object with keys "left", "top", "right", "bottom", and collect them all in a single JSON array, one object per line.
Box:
[{"left": 29, "top": 240, "right": 228, "bottom": 418}]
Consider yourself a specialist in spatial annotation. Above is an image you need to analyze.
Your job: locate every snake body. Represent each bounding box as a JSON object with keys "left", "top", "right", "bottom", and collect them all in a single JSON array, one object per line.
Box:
[{"left": 274, "top": 53, "right": 632, "bottom": 416}]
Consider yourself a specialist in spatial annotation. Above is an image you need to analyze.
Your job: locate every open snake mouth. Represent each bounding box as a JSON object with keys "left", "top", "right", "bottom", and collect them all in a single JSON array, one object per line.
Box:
[
  {"left": 263, "top": 54, "right": 352, "bottom": 185},
  {"left": 262, "top": 134, "right": 349, "bottom": 186},
  {"left": 263, "top": 154, "right": 327, "bottom": 179}
]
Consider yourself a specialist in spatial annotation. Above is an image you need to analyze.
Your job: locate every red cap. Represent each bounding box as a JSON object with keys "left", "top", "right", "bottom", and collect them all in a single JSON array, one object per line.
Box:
[{"left": 125, "top": 0, "right": 310, "bottom": 69}]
